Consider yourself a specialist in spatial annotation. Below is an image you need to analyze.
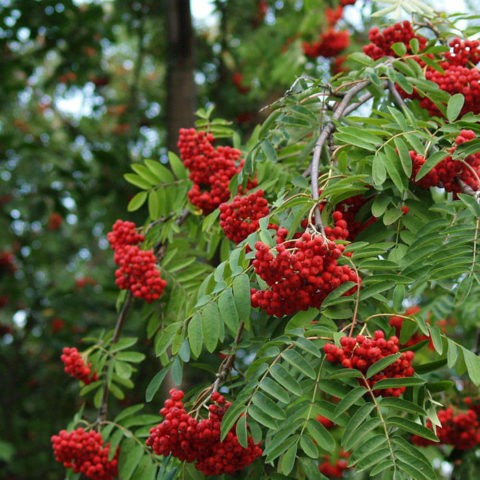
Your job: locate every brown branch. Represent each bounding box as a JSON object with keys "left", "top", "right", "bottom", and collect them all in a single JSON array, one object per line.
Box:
[
  {"left": 309, "top": 80, "right": 372, "bottom": 232},
  {"left": 387, "top": 80, "right": 408, "bottom": 111}
]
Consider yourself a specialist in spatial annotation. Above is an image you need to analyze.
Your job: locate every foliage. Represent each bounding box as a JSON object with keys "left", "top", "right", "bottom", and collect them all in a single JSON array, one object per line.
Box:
[{"left": 2, "top": 1, "right": 480, "bottom": 479}]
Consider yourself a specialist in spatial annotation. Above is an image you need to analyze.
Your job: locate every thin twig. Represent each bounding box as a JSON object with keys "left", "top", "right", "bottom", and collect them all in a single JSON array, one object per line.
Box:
[
  {"left": 212, "top": 322, "right": 245, "bottom": 393},
  {"left": 387, "top": 80, "right": 408, "bottom": 111}
]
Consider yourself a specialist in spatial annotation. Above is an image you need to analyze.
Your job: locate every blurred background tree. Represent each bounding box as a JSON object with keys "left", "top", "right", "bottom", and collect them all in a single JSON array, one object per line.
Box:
[{"left": 0, "top": 0, "right": 446, "bottom": 477}]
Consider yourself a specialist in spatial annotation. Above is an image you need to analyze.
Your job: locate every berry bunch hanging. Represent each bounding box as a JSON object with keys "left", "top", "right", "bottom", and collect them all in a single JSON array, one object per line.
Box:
[
  {"left": 146, "top": 389, "right": 262, "bottom": 476},
  {"left": 219, "top": 189, "right": 269, "bottom": 243},
  {"left": 51, "top": 428, "right": 118, "bottom": 480},
  {"left": 251, "top": 228, "right": 360, "bottom": 317},
  {"left": 61, "top": 347, "right": 98, "bottom": 385},
  {"left": 107, "top": 220, "right": 166, "bottom": 303},
  {"left": 412, "top": 407, "right": 480, "bottom": 450},
  {"left": 411, "top": 130, "right": 480, "bottom": 195},
  {"left": 324, "top": 330, "right": 415, "bottom": 397},
  {"left": 334, "top": 194, "right": 377, "bottom": 240},
  {"left": 363, "top": 20, "right": 427, "bottom": 61},
  {"left": 318, "top": 449, "right": 350, "bottom": 478},
  {"left": 177, "top": 128, "right": 244, "bottom": 214}
]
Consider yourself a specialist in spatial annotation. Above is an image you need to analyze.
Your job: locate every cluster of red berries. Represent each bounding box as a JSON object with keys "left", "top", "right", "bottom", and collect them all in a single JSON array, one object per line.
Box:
[
  {"left": 61, "top": 347, "right": 98, "bottom": 384},
  {"left": 411, "top": 130, "right": 480, "bottom": 195},
  {"left": 389, "top": 306, "right": 433, "bottom": 349},
  {"left": 324, "top": 331, "right": 415, "bottom": 397},
  {"left": 363, "top": 20, "right": 427, "bottom": 61},
  {"left": 107, "top": 220, "right": 166, "bottom": 303},
  {"left": 51, "top": 428, "right": 118, "bottom": 480},
  {"left": 334, "top": 195, "right": 377, "bottom": 240},
  {"left": 319, "top": 449, "right": 350, "bottom": 478},
  {"left": 178, "top": 128, "right": 244, "bottom": 214},
  {"left": 412, "top": 407, "right": 480, "bottom": 450},
  {"left": 251, "top": 229, "right": 360, "bottom": 317},
  {"left": 340, "top": 0, "right": 356, "bottom": 5},
  {"left": 146, "top": 389, "right": 262, "bottom": 476},
  {"left": 303, "top": 5, "right": 350, "bottom": 59},
  {"left": 417, "top": 38, "right": 480, "bottom": 116},
  {"left": 219, "top": 190, "right": 269, "bottom": 243},
  {"left": 303, "top": 28, "right": 350, "bottom": 59}
]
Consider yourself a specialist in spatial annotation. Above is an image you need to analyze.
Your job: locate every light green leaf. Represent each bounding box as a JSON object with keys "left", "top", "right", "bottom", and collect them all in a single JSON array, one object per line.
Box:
[
  {"left": 218, "top": 288, "right": 239, "bottom": 335},
  {"left": 127, "top": 191, "right": 148, "bottom": 212},
  {"left": 201, "top": 302, "right": 220, "bottom": 353},
  {"left": 118, "top": 440, "right": 144, "bottom": 480},
  {"left": 145, "top": 368, "right": 170, "bottom": 402},
  {"left": 446, "top": 93, "right": 465, "bottom": 122},
  {"left": 462, "top": 347, "right": 480, "bottom": 385},
  {"left": 188, "top": 313, "right": 203, "bottom": 358}
]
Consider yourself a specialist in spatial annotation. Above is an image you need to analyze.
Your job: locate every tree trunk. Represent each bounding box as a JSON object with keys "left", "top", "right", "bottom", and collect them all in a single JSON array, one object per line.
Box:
[{"left": 165, "top": 0, "right": 196, "bottom": 152}]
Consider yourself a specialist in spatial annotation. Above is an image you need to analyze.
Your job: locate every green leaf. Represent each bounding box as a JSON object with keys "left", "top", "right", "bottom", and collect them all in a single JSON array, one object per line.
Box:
[
  {"left": 341, "top": 404, "right": 375, "bottom": 449},
  {"left": 131, "top": 456, "right": 157, "bottom": 480},
  {"left": 373, "top": 376, "right": 425, "bottom": 390},
  {"left": 232, "top": 274, "right": 251, "bottom": 328},
  {"left": 372, "top": 153, "right": 387, "bottom": 185},
  {"left": 168, "top": 151, "right": 188, "bottom": 179},
  {"left": 236, "top": 414, "right": 248, "bottom": 448},
  {"left": 252, "top": 392, "right": 286, "bottom": 420},
  {"left": 201, "top": 302, "right": 220, "bottom": 353},
  {"left": 446, "top": 93, "right": 465, "bottom": 122},
  {"left": 415, "top": 151, "right": 449, "bottom": 181},
  {"left": 366, "top": 353, "right": 401, "bottom": 379},
  {"left": 124, "top": 173, "right": 154, "bottom": 189},
  {"left": 458, "top": 193, "right": 480, "bottom": 217},
  {"left": 379, "top": 397, "right": 426, "bottom": 416},
  {"left": 114, "top": 404, "right": 145, "bottom": 423},
  {"left": 146, "top": 367, "right": 170, "bottom": 402},
  {"left": 447, "top": 339, "right": 458, "bottom": 369},
  {"left": 462, "top": 347, "right": 480, "bottom": 385},
  {"left": 393, "top": 137, "right": 412, "bottom": 177},
  {"left": 281, "top": 349, "right": 317, "bottom": 379},
  {"left": 388, "top": 417, "right": 438, "bottom": 442},
  {"left": 300, "top": 434, "right": 319, "bottom": 459},
  {"left": 248, "top": 404, "right": 278, "bottom": 429},
  {"left": 306, "top": 419, "right": 335, "bottom": 451},
  {"left": 116, "top": 351, "right": 146, "bottom": 363},
  {"left": 127, "top": 191, "right": 148, "bottom": 212},
  {"left": 279, "top": 442, "right": 298, "bottom": 476},
  {"left": 259, "top": 377, "right": 290, "bottom": 404},
  {"left": 265, "top": 434, "right": 299, "bottom": 463},
  {"left": 188, "top": 313, "right": 203, "bottom": 358},
  {"left": 343, "top": 417, "right": 381, "bottom": 451},
  {"left": 334, "top": 387, "right": 366, "bottom": 418},
  {"left": 270, "top": 364, "right": 303, "bottom": 396},
  {"left": 220, "top": 402, "right": 246, "bottom": 441},
  {"left": 148, "top": 190, "right": 161, "bottom": 219},
  {"left": 218, "top": 288, "right": 239, "bottom": 335},
  {"left": 118, "top": 440, "right": 144, "bottom": 480},
  {"left": 144, "top": 159, "right": 174, "bottom": 183}
]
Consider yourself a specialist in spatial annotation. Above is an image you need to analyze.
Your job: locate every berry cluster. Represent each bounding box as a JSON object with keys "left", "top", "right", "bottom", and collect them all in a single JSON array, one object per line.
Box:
[
  {"left": 47, "top": 212, "right": 63, "bottom": 231},
  {"left": 411, "top": 130, "right": 480, "bottom": 195},
  {"left": 146, "top": 389, "right": 262, "bottom": 476},
  {"left": 412, "top": 407, "right": 480, "bottom": 450},
  {"left": 107, "top": 220, "right": 166, "bottom": 302},
  {"left": 251, "top": 230, "right": 360, "bottom": 317},
  {"left": 51, "top": 428, "right": 118, "bottom": 480},
  {"left": 464, "top": 396, "right": 480, "bottom": 415},
  {"left": 363, "top": 20, "right": 427, "bottom": 61},
  {"left": 61, "top": 347, "right": 98, "bottom": 385},
  {"left": 219, "top": 190, "right": 269, "bottom": 243},
  {"left": 389, "top": 306, "right": 432, "bottom": 349},
  {"left": 303, "top": 29, "right": 350, "bottom": 59},
  {"left": 178, "top": 128, "right": 244, "bottom": 214},
  {"left": 335, "top": 195, "right": 377, "bottom": 240},
  {"left": 318, "top": 449, "right": 350, "bottom": 478},
  {"left": 0, "top": 251, "right": 16, "bottom": 275},
  {"left": 324, "top": 331, "right": 415, "bottom": 397},
  {"left": 340, "top": 0, "right": 356, "bottom": 5}
]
